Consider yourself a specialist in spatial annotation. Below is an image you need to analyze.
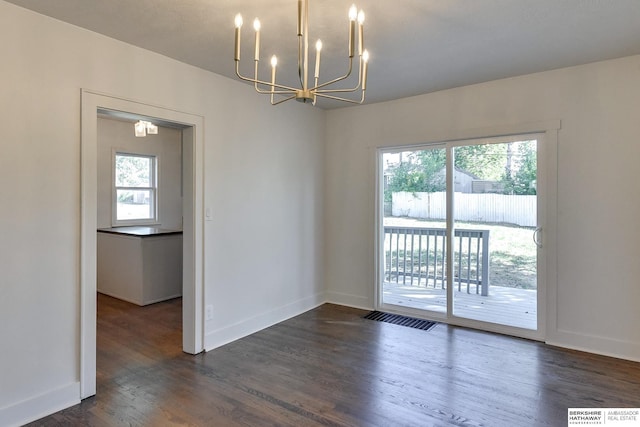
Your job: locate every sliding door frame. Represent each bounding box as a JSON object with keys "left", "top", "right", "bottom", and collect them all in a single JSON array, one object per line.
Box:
[{"left": 375, "top": 120, "right": 559, "bottom": 341}]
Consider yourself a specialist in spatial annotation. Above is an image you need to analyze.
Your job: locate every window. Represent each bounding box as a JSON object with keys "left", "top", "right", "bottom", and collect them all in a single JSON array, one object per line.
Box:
[{"left": 114, "top": 152, "right": 157, "bottom": 224}]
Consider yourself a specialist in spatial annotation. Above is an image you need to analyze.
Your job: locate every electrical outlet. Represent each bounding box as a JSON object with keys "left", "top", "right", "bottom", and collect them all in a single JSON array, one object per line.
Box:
[{"left": 205, "top": 304, "right": 214, "bottom": 321}]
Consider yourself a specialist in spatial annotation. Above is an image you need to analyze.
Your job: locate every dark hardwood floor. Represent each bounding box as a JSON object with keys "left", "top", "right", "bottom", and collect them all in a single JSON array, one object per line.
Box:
[{"left": 28, "top": 294, "right": 640, "bottom": 426}]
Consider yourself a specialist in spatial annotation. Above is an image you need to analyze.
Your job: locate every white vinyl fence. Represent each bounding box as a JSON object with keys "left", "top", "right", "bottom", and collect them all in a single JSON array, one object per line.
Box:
[{"left": 392, "top": 191, "right": 536, "bottom": 227}]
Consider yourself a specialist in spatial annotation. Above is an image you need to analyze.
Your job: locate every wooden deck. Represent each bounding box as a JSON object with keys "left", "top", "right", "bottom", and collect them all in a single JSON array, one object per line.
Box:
[{"left": 383, "top": 282, "right": 537, "bottom": 330}]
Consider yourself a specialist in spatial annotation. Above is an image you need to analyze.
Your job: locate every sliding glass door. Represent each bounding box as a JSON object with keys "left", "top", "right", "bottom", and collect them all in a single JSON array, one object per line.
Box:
[
  {"left": 450, "top": 140, "right": 538, "bottom": 330},
  {"left": 381, "top": 146, "right": 448, "bottom": 314},
  {"left": 379, "top": 135, "right": 542, "bottom": 336}
]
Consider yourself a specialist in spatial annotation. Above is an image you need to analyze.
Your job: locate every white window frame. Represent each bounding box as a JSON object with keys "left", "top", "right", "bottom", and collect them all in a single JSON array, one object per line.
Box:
[{"left": 112, "top": 151, "right": 159, "bottom": 226}]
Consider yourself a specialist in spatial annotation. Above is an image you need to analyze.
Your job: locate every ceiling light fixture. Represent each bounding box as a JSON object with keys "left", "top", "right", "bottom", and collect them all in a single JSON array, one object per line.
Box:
[
  {"left": 134, "top": 120, "right": 158, "bottom": 137},
  {"left": 234, "top": 0, "right": 369, "bottom": 106}
]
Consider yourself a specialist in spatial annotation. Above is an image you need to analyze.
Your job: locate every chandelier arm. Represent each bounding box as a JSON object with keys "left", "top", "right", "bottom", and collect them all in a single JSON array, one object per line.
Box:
[
  {"left": 315, "top": 90, "right": 365, "bottom": 104},
  {"left": 254, "top": 83, "right": 296, "bottom": 95},
  {"left": 310, "top": 57, "right": 355, "bottom": 91},
  {"left": 316, "top": 86, "right": 361, "bottom": 94},
  {"left": 254, "top": 61, "right": 263, "bottom": 94},
  {"left": 235, "top": 62, "right": 299, "bottom": 92},
  {"left": 256, "top": 87, "right": 297, "bottom": 95},
  {"left": 271, "top": 94, "right": 297, "bottom": 105},
  {"left": 314, "top": 56, "right": 364, "bottom": 93},
  {"left": 254, "top": 61, "right": 297, "bottom": 94}
]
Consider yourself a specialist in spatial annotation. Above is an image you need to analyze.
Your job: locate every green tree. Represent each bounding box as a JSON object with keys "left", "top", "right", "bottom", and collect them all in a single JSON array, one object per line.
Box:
[
  {"left": 115, "top": 154, "right": 152, "bottom": 202},
  {"left": 502, "top": 141, "right": 536, "bottom": 195},
  {"left": 385, "top": 141, "right": 537, "bottom": 199},
  {"left": 115, "top": 155, "right": 151, "bottom": 187},
  {"left": 386, "top": 149, "right": 446, "bottom": 198},
  {"left": 454, "top": 144, "right": 506, "bottom": 180}
]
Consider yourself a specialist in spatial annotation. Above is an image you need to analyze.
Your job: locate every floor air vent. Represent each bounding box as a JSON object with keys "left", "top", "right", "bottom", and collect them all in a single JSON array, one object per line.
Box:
[{"left": 363, "top": 311, "right": 437, "bottom": 331}]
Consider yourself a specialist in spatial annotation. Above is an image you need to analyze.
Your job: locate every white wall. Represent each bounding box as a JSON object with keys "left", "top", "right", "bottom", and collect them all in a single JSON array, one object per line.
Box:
[
  {"left": 0, "top": 2, "right": 325, "bottom": 425},
  {"left": 97, "top": 118, "right": 183, "bottom": 229},
  {"left": 325, "top": 55, "right": 640, "bottom": 361},
  {"left": 3, "top": 0, "right": 640, "bottom": 423}
]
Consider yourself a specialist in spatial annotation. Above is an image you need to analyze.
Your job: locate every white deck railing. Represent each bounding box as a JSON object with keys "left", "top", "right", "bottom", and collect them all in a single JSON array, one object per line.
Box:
[{"left": 383, "top": 226, "right": 490, "bottom": 296}]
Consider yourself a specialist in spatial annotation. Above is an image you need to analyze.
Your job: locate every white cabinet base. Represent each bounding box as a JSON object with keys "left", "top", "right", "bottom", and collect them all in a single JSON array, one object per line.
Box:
[{"left": 97, "top": 229, "right": 182, "bottom": 306}]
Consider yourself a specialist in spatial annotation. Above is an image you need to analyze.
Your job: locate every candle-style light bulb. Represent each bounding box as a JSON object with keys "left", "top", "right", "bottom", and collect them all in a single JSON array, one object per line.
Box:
[
  {"left": 253, "top": 18, "right": 261, "bottom": 61},
  {"left": 314, "top": 40, "right": 322, "bottom": 79},
  {"left": 270, "top": 55, "right": 277, "bottom": 91},
  {"left": 362, "top": 49, "right": 369, "bottom": 91},
  {"left": 348, "top": 5, "right": 357, "bottom": 57},
  {"left": 349, "top": 5, "right": 358, "bottom": 21},
  {"left": 270, "top": 55, "right": 277, "bottom": 102},
  {"left": 357, "top": 10, "right": 365, "bottom": 56},
  {"left": 234, "top": 14, "right": 243, "bottom": 61}
]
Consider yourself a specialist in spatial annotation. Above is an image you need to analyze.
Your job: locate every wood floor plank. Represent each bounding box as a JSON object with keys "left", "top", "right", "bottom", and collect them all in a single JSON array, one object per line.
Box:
[{"left": 27, "top": 294, "right": 640, "bottom": 426}]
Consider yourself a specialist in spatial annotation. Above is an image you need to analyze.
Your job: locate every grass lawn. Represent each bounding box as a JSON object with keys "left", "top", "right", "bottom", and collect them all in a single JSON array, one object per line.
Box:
[{"left": 384, "top": 217, "right": 537, "bottom": 289}]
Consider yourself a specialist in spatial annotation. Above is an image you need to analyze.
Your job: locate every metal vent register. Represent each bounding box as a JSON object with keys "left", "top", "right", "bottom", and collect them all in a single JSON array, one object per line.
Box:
[{"left": 363, "top": 311, "right": 437, "bottom": 331}]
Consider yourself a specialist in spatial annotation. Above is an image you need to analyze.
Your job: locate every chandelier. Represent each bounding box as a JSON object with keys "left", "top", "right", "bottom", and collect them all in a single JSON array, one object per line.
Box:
[
  {"left": 234, "top": 0, "right": 369, "bottom": 106},
  {"left": 134, "top": 120, "right": 158, "bottom": 137}
]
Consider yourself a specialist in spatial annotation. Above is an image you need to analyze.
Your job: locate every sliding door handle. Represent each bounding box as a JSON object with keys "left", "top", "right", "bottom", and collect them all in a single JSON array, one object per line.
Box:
[{"left": 533, "top": 227, "right": 542, "bottom": 248}]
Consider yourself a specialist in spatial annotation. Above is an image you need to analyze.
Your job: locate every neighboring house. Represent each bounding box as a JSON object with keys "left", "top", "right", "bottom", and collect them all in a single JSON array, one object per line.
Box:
[
  {"left": 429, "top": 166, "right": 479, "bottom": 193},
  {"left": 385, "top": 164, "right": 504, "bottom": 194},
  {"left": 471, "top": 180, "right": 505, "bottom": 194}
]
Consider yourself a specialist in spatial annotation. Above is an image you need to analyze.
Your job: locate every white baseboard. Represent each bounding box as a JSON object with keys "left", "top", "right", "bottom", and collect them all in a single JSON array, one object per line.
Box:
[
  {"left": 0, "top": 382, "right": 80, "bottom": 427},
  {"left": 204, "top": 292, "right": 326, "bottom": 351},
  {"left": 547, "top": 329, "right": 640, "bottom": 363},
  {"left": 326, "top": 291, "right": 373, "bottom": 311}
]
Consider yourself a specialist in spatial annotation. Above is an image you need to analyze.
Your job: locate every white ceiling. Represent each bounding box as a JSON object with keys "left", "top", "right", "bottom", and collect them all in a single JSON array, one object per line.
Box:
[{"left": 6, "top": 0, "right": 640, "bottom": 109}]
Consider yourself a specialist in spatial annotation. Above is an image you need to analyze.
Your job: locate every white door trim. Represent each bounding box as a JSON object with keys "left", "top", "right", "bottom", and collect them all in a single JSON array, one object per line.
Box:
[
  {"left": 80, "top": 90, "right": 205, "bottom": 398},
  {"left": 375, "top": 120, "right": 559, "bottom": 342}
]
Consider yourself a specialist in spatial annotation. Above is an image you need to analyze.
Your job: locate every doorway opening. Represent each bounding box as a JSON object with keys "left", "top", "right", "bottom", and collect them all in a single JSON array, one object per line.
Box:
[
  {"left": 95, "top": 112, "right": 187, "bottom": 379},
  {"left": 81, "top": 90, "right": 204, "bottom": 399}
]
